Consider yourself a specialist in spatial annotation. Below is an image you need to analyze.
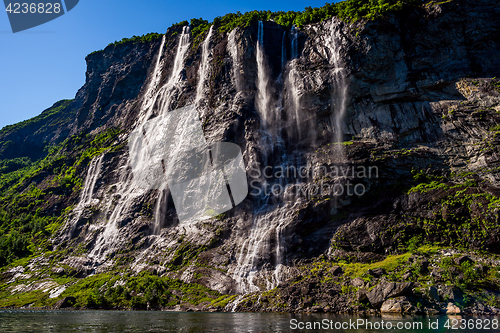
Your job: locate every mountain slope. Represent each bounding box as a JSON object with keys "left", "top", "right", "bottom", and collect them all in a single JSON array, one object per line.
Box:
[{"left": 1, "top": 0, "right": 500, "bottom": 314}]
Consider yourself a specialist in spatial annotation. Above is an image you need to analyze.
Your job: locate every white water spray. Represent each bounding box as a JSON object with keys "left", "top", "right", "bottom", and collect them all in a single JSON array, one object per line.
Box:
[
  {"left": 140, "top": 35, "right": 166, "bottom": 118},
  {"left": 86, "top": 26, "right": 192, "bottom": 263},
  {"left": 281, "top": 31, "right": 287, "bottom": 69},
  {"left": 256, "top": 21, "right": 273, "bottom": 128},
  {"left": 291, "top": 26, "right": 298, "bottom": 59},
  {"left": 228, "top": 28, "right": 243, "bottom": 91},
  {"left": 195, "top": 25, "right": 214, "bottom": 106},
  {"left": 329, "top": 28, "right": 348, "bottom": 160}
]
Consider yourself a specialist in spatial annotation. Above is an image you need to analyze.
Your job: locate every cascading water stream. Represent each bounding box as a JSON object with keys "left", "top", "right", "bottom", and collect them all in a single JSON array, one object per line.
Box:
[
  {"left": 80, "top": 155, "right": 104, "bottom": 207},
  {"left": 87, "top": 26, "right": 192, "bottom": 263},
  {"left": 59, "top": 155, "right": 104, "bottom": 242},
  {"left": 228, "top": 28, "right": 242, "bottom": 92},
  {"left": 232, "top": 22, "right": 294, "bottom": 294},
  {"left": 256, "top": 21, "right": 273, "bottom": 130},
  {"left": 140, "top": 35, "right": 166, "bottom": 121},
  {"left": 151, "top": 26, "right": 214, "bottom": 235},
  {"left": 291, "top": 26, "right": 298, "bottom": 60},
  {"left": 152, "top": 26, "right": 192, "bottom": 116},
  {"left": 195, "top": 25, "right": 214, "bottom": 106},
  {"left": 284, "top": 25, "right": 308, "bottom": 142},
  {"left": 329, "top": 28, "right": 348, "bottom": 161},
  {"left": 281, "top": 31, "right": 287, "bottom": 69}
]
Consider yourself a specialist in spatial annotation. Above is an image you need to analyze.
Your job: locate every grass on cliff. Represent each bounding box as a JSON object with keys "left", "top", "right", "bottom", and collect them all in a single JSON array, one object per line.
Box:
[
  {"left": 0, "top": 272, "right": 221, "bottom": 309},
  {"left": 0, "top": 127, "right": 123, "bottom": 268},
  {"left": 0, "top": 99, "right": 73, "bottom": 139},
  {"left": 88, "top": 33, "right": 164, "bottom": 56},
  {"left": 89, "top": 0, "right": 429, "bottom": 56},
  {"left": 202, "top": 0, "right": 426, "bottom": 33}
]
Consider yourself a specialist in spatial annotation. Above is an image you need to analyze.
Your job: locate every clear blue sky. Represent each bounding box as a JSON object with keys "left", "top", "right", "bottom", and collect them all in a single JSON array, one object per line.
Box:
[{"left": 0, "top": 0, "right": 331, "bottom": 129}]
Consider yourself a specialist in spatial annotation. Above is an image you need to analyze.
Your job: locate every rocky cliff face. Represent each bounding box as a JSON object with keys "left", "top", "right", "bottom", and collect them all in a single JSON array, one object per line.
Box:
[{"left": 2, "top": 0, "right": 500, "bottom": 314}]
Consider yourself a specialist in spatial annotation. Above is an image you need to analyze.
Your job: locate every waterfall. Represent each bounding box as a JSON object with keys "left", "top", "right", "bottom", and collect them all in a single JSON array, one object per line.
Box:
[
  {"left": 153, "top": 26, "right": 191, "bottom": 115},
  {"left": 285, "top": 65, "right": 304, "bottom": 141},
  {"left": 79, "top": 155, "right": 104, "bottom": 207},
  {"left": 140, "top": 35, "right": 166, "bottom": 120},
  {"left": 225, "top": 294, "right": 244, "bottom": 312},
  {"left": 281, "top": 31, "right": 287, "bottom": 69},
  {"left": 290, "top": 25, "right": 298, "bottom": 59},
  {"left": 329, "top": 28, "right": 348, "bottom": 161},
  {"left": 195, "top": 25, "right": 214, "bottom": 106},
  {"left": 232, "top": 204, "right": 297, "bottom": 293},
  {"left": 87, "top": 26, "right": 192, "bottom": 263},
  {"left": 59, "top": 154, "right": 104, "bottom": 242},
  {"left": 256, "top": 21, "right": 273, "bottom": 128},
  {"left": 284, "top": 26, "right": 310, "bottom": 142},
  {"left": 153, "top": 184, "right": 169, "bottom": 235},
  {"left": 228, "top": 28, "right": 242, "bottom": 91},
  {"left": 231, "top": 21, "right": 288, "bottom": 294}
]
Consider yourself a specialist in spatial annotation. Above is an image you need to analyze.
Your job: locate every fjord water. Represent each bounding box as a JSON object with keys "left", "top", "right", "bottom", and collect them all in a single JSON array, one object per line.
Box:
[{"left": 0, "top": 311, "right": 496, "bottom": 332}]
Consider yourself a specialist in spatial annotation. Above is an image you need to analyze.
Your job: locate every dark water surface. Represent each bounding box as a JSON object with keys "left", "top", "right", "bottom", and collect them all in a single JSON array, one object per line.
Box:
[{"left": 0, "top": 310, "right": 499, "bottom": 332}]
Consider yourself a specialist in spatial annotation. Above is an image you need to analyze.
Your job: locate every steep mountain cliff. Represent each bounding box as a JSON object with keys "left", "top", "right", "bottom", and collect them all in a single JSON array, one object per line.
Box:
[{"left": 1, "top": 0, "right": 500, "bottom": 314}]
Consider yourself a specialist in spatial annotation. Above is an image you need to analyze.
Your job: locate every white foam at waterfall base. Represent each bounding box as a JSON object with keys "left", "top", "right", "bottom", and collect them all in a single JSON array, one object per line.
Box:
[
  {"left": 232, "top": 202, "right": 299, "bottom": 294},
  {"left": 86, "top": 26, "right": 192, "bottom": 263}
]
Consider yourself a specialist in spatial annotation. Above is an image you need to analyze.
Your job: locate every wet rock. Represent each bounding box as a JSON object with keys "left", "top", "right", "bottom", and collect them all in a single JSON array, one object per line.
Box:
[
  {"left": 303, "top": 296, "right": 313, "bottom": 308},
  {"left": 311, "top": 306, "right": 323, "bottom": 313},
  {"left": 477, "top": 264, "right": 489, "bottom": 275},
  {"left": 430, "top": 267, "right": 442, "bottom": 280},
  {"left": 428, "top": 286, "right": 439, "bottom": 302},
  {"left": 54, "top": 296, "right": 76, "bottom": 309},
  {"left": 419, "top": 260, "right": 430, "bottom": 274},
  {"left": 446, "top": 302, "right": 461, "bottom": 314},
  {"left": 425, "top": 307, "right": 441, "bottom": 315},
  {"left": 367, "top": 281, "right": 413, "bottom": 308},
  {"left": 356, "top": 288, "right": 368, "bottom": 303},
  {"left": 51, "top": 267, "right": 65, "bottom": 276},
  {"left": 329, "top": 266, "right": 343, "bottom": 276},
  {"left": 367, "top": 268, "right": 386, "bottom": 278},
  {"left": 439, "top": 286, "right": 464, "bottom": 303},
  {"left": 380, "top": 296, "right": 412, "bottom": 314},
  {"left": 351, "top": 277, "right": 365, "bottom": 288}
]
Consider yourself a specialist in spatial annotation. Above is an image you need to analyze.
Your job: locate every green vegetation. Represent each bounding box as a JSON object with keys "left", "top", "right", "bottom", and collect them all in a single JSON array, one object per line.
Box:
[
  {"left": 89, "top": 0, "right": 430, "bottom": 56},
  {"left": 402, "top": 172, "right": 500, "bottom": 250},
  {"left": 0, "top": 127, "right": 123, "bottom": 267},
  {"left": 210, "top": 295, "right": 237, "bottom": 308},
  {"left": 0, "top": 99, "right": 73, "bottom": 138},
  {"left": 491, "top": 79, "right": 500, "bottom": 93},
  {"left": 208, "top": 0, "right": 425, "bottom": 33},
  {"left": 338, "top": 252, "right": 412, "bottom": 277},
  {"left": 0, "top": 272, "right": 221, "bottom": 309},
  {"left": 88, "top": 32, "right": 164, "bottom": 56}
]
